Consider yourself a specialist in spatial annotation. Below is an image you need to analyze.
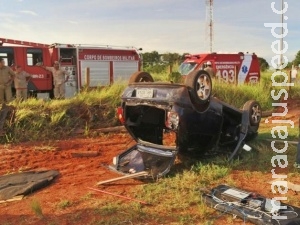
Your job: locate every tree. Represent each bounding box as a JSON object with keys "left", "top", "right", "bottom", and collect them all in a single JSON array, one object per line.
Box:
[
  {"left": 142, "top": 51, "right": 190, "bottom": 74},
  {"left": 160, "top": 53, "right": 180, "bottom": 64},
  {"left": 286, "top": 61, "right": 293, "bottom": 69},
  {"left": 180, "top": 53, "right": 190, "bottom": 62},
  {"left": 142, "top": 51, "right": 160, "bottom": 67},
  {"left": 293, "top": 50, "right": 300, "bottom": 67},
  {"left": 258, "top": 57, "right": 269, "bottom": 72},
  {"left": 159, "top": 53, "right": 178, "bottom": 73}
]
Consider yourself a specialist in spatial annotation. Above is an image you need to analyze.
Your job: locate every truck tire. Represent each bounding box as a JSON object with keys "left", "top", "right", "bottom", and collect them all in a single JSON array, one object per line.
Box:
[
  {"left": 243, "top": 100, "right": 261, "bottom": 127},
  {"left": 129, "top": 71, "right": 154, "bottom": 84},
  {"left": 185, "top": 70, "right": 212, "bottom": 104}
]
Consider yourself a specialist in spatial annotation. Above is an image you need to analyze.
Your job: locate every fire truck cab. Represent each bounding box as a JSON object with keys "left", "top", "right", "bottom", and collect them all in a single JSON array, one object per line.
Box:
[
  {"left": 179, "top": 52, "right": 260, "bottom": 84},
  {"left": 0, "top": 38, "right": 142, "bottom": 99}
]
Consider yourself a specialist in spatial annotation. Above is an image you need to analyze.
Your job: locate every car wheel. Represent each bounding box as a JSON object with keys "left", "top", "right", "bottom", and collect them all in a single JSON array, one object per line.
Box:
[
  {"left": 243, "top": 100, "right": 261, "bottom": 126},
  {"left": 185, "top": 70, "right": 212, "bottom": 104},
  {"left": 128, "top": 71, "right": 154, "bottom": 84}
]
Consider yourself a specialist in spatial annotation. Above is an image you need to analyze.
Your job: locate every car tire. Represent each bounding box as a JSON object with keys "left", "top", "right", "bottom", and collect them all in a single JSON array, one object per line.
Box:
[
  {"left": 185, "top": 70, "right": 212, "bottom": 104},
  {"left": 243, "top": 100, "right": 261, "bottom": 126},
  {"left": 128, "top": 71, "right": 154, "bottom": 84}
]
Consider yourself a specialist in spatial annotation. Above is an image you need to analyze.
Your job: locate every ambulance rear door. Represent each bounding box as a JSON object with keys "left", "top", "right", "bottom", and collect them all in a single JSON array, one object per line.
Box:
[{"left": 237, "top": 54, "right": 253, "bottom": 84}]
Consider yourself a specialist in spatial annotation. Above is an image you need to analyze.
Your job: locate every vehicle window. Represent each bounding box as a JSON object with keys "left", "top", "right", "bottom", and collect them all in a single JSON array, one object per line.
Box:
[
  {"left": 0, "top": 47, "right": 14, "bottom": 66},
  {"left": 27, "top": 48, "right": 43, "bottom": 66},
  {"left": 60, "top": 48, "right": 76, "bottom": 64},
  {"left": 178, "top": 62, "right": 197, "bottom": 75}
]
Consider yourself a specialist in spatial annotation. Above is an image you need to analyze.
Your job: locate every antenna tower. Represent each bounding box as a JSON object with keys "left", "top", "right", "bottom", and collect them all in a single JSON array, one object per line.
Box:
[{"left": 205, "top": 0, "right": 213, "bottom": 53}]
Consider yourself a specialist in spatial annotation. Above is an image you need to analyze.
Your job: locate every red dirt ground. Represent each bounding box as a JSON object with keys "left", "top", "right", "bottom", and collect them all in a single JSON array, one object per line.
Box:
[
  {"left": 0, "top": 132, "right": 142, "bottom": 225},
  {"left": 0, "top": 99, "right": 299, "bottom": 225}
]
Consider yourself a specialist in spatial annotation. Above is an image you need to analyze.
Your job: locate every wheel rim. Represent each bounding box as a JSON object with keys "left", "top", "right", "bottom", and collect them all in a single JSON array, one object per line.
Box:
[
  {"left": 251, "top": 104, "right": 261, "bottom": 124},
  {"left": 196, "top": 74, "right": 211, "bottom": 100}
]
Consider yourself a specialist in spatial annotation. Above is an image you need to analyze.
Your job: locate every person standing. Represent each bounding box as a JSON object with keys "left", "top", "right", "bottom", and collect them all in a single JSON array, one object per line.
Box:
[
  {"left": 291, "top": 66, "right": 298, "bottom": 83},
  {"left": 14, "top": 65, "right": 31, "bottom": 101},
  {"left": 39, "top": 61, "right": 69, "bottom": 99},
  {"left": 0, "top": 57, "right": 14, "bottom": 103}
]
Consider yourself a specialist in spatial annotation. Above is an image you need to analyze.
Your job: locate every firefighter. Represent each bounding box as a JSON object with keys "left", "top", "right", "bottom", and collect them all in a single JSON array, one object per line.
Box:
[
  {"left": 14, "top": 65, "right": 32, "bottom": 101},
  {"left": 204, "top": 61, "right": 215, "bottom": 78},
  {"left": 39, "top": 61, "right": 69, "bottom": 99},
  {"left": 0, "top": 57, "right": 14, "bottom": 103}
]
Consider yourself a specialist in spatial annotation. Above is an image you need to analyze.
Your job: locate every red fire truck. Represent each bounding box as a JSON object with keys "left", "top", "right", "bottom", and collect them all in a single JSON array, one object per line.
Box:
[
  {"left": 0, "top": 38, "right": 142, "bottom": 98},
  {"left": 179, "top": 52, "right": 261, "bottom": 84}
]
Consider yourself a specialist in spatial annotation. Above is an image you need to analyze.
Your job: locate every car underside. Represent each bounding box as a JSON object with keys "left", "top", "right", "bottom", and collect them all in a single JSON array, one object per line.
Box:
[{"left": 111, "top": 71, "right": 261, "bottom": 178}]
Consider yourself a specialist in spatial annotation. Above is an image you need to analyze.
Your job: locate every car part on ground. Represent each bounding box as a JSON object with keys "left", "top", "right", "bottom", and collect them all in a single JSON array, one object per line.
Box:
[
  {"left": 96, "top": 171, "right": 148, "bottom": 185},
  {"left": 0, "top": 170, "right": 59, "bottom": 202},
  {"left": 202, "top": 184, "right": 300, "bottom": 225},
  {"left": 111, "top": 140, "right": 177, "bottom": 178}
]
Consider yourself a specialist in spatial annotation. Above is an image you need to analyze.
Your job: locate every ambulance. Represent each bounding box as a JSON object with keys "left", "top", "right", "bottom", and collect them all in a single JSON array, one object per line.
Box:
[
  {"left": 179, "top": 52, "right": 261, "bottom": 84},
  {"left": 0, "top": 38, "right": 142, "bottom": 98}
]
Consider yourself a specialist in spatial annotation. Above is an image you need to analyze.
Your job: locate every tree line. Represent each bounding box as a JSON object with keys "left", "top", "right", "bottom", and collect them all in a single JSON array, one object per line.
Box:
[{"left": 142, "top": 51, "right": 186, "bottom": 74}]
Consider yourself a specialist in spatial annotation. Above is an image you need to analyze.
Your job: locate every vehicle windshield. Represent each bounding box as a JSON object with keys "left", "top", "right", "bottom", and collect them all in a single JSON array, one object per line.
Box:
[{"left": 178, "top": 62, "right": 197, "bottom": 75}]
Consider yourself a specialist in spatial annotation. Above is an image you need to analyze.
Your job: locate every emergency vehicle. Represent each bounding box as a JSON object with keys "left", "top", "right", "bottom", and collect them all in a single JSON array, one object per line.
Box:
[
  {"left": 0, "top": 38, "right": 142, "bottom": 98},
  {"left": 178, "top": 52, "right": 261, "bottom": 84}
]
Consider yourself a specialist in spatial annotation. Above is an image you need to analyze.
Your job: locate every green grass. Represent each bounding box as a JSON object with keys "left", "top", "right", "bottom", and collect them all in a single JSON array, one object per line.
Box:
[
  {"left": 212, "top": 71, "right": 300, "bottom": 110},
  {"left": 2, "top": 82, "right": 126, "bottom": 142},
  {"left": 64, "top": 160, "right": 230, "bottom": 224},
  {"left": 258, "top": 116, "right": 299, "bottom": 141},
  {"left": 30, "top": 199, "right": 43, "bottom": 218},
  {"left": 80, "top": 192, "right": 93, "bottom": 201},
  {"left": 56, "top": 199, "right": 72, "bottom": 209},
  {"left": 212, "top": 79, "right": 272, "bottom": 110}
]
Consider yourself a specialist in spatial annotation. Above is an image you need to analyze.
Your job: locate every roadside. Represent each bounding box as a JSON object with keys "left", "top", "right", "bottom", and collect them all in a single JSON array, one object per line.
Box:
[{"left": 0, "top": 99, "right": 299, "bottom": 225}]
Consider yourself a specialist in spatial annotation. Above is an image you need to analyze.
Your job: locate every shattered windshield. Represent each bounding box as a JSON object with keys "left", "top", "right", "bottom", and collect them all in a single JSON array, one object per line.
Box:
[{"left": 178, "top": 62, "right": 197, "bottom": 75}]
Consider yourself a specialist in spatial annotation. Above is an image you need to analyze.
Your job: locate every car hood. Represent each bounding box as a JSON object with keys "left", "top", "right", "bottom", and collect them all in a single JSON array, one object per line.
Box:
[{"left": 111, "top": 139, "right": 178, "bottom": 178}]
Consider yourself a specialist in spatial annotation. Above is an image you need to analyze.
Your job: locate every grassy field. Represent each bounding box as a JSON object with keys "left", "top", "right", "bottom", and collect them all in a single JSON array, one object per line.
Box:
[
  {"left": 2, "top": 70, "right": 299, "bottom": 143},
  {"left": 3, "top": 83, "right": 127, "bottom": 142},
  {"left": 2, "top": 70, "right": 300, "bottom": 224}
]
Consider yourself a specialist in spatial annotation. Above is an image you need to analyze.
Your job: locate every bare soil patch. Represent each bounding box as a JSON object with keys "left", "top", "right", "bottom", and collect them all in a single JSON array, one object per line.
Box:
[{"left": 0, "top": 133, "right": 142, "bottom": 225}]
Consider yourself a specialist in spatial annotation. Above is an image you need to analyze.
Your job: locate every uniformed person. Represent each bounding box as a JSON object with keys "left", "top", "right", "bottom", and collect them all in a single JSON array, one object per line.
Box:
[
  {"left": 0, "top": 57, "right": 14, "bottom": 103},
  {"left": 39, "top": 61, "right": 69, "bottom": 99},
  {"left": 14, "top": 65, "right": 31, "bottom": 101}
]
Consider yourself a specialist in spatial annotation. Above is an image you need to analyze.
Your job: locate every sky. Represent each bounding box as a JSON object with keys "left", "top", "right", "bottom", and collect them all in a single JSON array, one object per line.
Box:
[{"left": 0, "top": 0, "right": 299, "bottom": 65}]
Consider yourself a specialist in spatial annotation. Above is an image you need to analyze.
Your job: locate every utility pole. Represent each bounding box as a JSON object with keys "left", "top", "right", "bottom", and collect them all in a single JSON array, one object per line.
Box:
[
  {"left": 280, "top": 0, "right": 284, "bottom": 67},
  {"left": 206, "top": 0, "right": 213, "bottom": 53}
]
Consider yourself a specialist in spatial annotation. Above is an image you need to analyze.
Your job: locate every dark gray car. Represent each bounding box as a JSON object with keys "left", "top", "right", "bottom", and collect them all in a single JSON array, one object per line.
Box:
[{"left": 112, "top": 70, "right": 261, "bottom": 178}]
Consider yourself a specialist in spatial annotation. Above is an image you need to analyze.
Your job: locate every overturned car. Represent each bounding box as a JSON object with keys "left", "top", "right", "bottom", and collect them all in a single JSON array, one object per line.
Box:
[{"left": 112, "top": 70, "right": 261, "bottom": 178}]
